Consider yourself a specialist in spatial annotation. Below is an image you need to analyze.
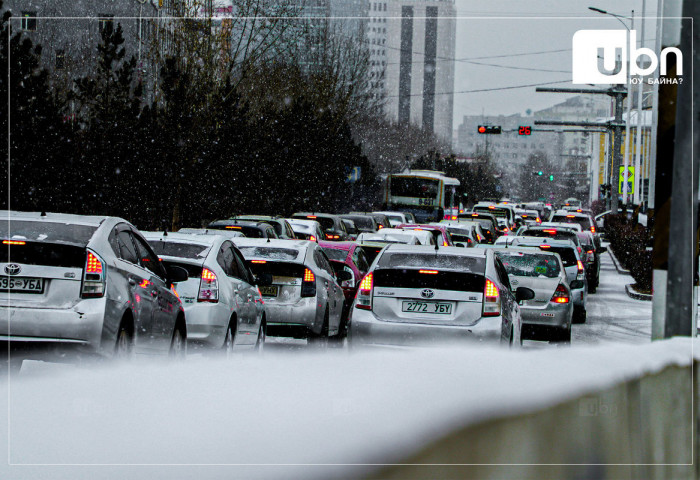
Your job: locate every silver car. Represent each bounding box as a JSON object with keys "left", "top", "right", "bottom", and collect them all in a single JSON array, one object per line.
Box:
[
  {"left": 144, "top": 232, "right": 266, "bottom": 353},
  {"left": 348, "top": 245, "right": 534, "bottom": 348},
  {"left": 495, "top": 236, "right": 588, "bottom": 323},
  {"left": 0, "top": 211, "right": 188, "bottom": 371},
  {"left": 235, "top": 239, "right": 346, "bottom": 344},
  {"left": 492, "top": 248, "right": 573, "bottom": 343}
]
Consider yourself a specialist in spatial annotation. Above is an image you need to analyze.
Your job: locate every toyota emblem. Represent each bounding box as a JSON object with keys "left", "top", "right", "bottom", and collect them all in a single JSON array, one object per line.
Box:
[
  {"left": 421, "top": 289, "right": 435, "bottom": 299},
  {"left": 4, "top": 264, "right": 21, "bottom": 275}
]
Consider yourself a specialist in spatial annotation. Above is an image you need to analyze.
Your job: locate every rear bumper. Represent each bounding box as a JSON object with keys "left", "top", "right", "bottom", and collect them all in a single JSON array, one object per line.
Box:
[
  {"left": 0, "top": 300, "right": 107, "bottom": 358},
  {"left": 520, "top": 302, "right": 572, "bottom": 328},
  {"left": 263, "top": 297, "right": 321, "bottom": 336},
  {"left": 349, "top": 307, "right": 506, "bottom": 347}
]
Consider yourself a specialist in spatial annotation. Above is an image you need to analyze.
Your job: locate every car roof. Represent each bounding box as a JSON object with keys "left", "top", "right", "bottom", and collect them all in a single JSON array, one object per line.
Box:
[
  {"left": 233, "top": 238, "right": 310, "bottom": 249},
  {"left": 381, "top": 244, "right": 487, "bottom": 257},
  {"left": 293, "top": 212, "right": 337, "bottom": 219},
  {"left": 0, "top": 210, "right": 111, "bottom": 227},
  {"left": 502, "top": 236, "right": 576, "bottom": 247},
  {"left": 318, "top": 241, "right": 355, "bottom": 251},
  {"left": 142, "top": 231, "right": 224, "bottom": 246}
]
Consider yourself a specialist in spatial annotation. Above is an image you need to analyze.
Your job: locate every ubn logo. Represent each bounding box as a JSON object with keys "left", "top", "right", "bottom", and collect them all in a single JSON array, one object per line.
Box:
[{"left": 572, "top": 30, "right": 683, "bottom": 85}]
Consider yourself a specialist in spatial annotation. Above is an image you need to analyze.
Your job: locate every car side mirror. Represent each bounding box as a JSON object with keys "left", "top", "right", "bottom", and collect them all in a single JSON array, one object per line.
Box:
[
  {"left": 515, "top": 286, "right": 535, "bottom": 303},
  {"left": 337, "top": 270, "right": 352, "bottom": 282},
  {"left": 255, "top": 273, "right": 273, "bottom": 287},
  {"left": 166, "top": 265, "right": 188, "bottom": 284}
]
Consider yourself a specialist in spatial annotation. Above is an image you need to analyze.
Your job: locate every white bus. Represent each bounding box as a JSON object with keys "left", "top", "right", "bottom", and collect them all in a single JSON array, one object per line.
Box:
[{"left": 383, "top": 170, "right": 461, "bottom": 223}]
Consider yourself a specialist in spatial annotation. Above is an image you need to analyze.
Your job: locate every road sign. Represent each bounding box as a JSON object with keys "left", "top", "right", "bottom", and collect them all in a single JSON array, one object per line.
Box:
[
  {"left": 346, "top": 166, "right": 361, "bottom": 183},
  {"left": 618, "top": 166, "right": 635, "bottom": 194}
]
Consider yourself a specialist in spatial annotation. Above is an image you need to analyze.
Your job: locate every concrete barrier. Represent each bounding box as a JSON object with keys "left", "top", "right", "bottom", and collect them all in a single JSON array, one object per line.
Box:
[{"left": 369, "top": 343, "right": 698, "bottom": 480}]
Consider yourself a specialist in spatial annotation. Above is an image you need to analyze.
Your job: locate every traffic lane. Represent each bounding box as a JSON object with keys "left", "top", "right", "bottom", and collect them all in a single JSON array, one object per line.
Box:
[{"left": 524, "top": 250, "right": 651, "bottom": 348}]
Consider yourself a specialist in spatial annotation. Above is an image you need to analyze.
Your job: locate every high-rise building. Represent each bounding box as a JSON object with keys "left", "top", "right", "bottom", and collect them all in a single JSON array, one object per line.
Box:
[{"left": 368, "top": 0, "right": 456, "bottom": 144}]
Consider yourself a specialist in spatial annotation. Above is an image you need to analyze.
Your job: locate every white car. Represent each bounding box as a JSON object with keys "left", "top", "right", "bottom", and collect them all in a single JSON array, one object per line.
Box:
[
  {"left": 287, "top": 219, "right": 324, "bottom": 243},
  {"left": 356, "top": 228, "right": 434, "bottom": 246},
  {"left": 145, "top": 232, "right": 266, "bottom": 353},
  {"left": 373, "top": 211, "right": 410, "bottom": 227}
]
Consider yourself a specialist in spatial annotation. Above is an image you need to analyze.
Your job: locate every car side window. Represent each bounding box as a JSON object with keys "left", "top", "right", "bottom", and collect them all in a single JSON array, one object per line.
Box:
[
  {"left": 314, "top": 249, "right": 334, "bottom": 278},
  {"left": 352, "top": 248, "right": 370, "bottom": 273},
  {"left": 116, "top": 230, "right": 139, "bottom": 264},
  {"left": 132, "top": 234, "right": 166, "bottom": 279},
  {"left": 232, "top": 248, "right": 252, "bottom": 284},
  {"left": 495, "top": 258, "right": 513, "bottom": 292},
  {"left": 217, "top": 243, "right": 238, "bottom": 278}
]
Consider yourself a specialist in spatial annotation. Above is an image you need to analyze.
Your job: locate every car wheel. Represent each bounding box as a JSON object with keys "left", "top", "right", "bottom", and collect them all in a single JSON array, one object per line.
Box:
[
  {"left": 222, "top": 320, "right": 235, "bottom": 357},
  {"left": 308, "top": 309, "right": 329, "bottom": 349},
  {"left": 169, "top": 322, "right": 186, "bottom": 359},
  {"left": 114, "top": 319, "right": 134, "bottom": 360},
  {"left": 255, "top": 319, "right": 266, "bottom": 354},
  {"left": 573, "top": 306, "right": 587, "bottom": 324},
  {"left": 550, "top": 325, "right": 572, "bottom": 344}
]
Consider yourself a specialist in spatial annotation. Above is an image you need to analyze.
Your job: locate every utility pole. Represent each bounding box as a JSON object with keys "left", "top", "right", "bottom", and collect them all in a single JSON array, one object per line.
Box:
[{"left": 534, "top": 87, "right": 627, "bottom": 212}]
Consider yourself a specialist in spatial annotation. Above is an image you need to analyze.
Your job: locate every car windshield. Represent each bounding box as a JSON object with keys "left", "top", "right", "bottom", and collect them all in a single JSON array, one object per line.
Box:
[
  {"left": 148, "top": 240, "right": 211, "bottom": 259},
  {"left": 380, "top": 253, "right": 485, "bottom": 273},
  {"left": 497, "top": 252, "right": 561, "bottom": 278},
  {"left": 550, "top": 216, "right": 592, "bottom": 231}
]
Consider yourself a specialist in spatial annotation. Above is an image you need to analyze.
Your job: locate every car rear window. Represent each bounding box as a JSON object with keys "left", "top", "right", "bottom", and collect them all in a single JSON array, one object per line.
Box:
[
  {"left": 550, "top": 215, "right": 592, "bottom": 231},
  {"left": 356, "top": 245, "right": 384, "bottom": 264},
  {"left": 538, "top": 246, "right": 577, "bottom": 267},
  {"left": 380, "top": 253, "right": 485, "bottom": 273},
  {"left": 162, "top": 260, "right": 202, "bottom": 278},
  {"left": 247, "top": 261, "right": 305, "bottom": 278},
  {"left": 359, "top": 233, "right": 416, "bottom": 244},
  {"left": 148, "top": 241, "right": 211, "bottom": 259},
  {"left": 496, "top": 252, "right": 561, "bottom": 278},
  {"left": 344, "top": 216, "right": 374, "bottom": 230},
  {"left": 238, "top": 246, "right": 300, "bottom": 261},
  {"left": 0, "top": 242, "right": 85, "bottom": 268},
  {"left": 474, "top": 207, "right": 509, "bottom": 220},
  {"left": 374, "top": 268, "right": 486, "bottom": 293},
  {"left": 294, "top": 215, "right": 335, "bottom": 231},
  {"left": 0, "top": 220, "right": 97, "bottom": 246},
  {"left": 322, "top": 247, "right": 349, "bottom": 262},
  {"left": 209, "top": 225, "right": 264, "bottom": 238},
  {"left": 522, "top": 229, "right": 577, "bottom": 242}
]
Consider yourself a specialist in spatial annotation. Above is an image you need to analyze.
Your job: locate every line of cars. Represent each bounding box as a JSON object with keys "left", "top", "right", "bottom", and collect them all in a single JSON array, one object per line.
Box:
[{"left": 0, "top": 202, "right": 604, "bottom": 370}]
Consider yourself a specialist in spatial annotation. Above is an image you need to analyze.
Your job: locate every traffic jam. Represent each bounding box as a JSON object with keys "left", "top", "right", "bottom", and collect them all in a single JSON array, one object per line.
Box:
[{"left": 0, "top": 170, "right": 606, "bottom": 371}]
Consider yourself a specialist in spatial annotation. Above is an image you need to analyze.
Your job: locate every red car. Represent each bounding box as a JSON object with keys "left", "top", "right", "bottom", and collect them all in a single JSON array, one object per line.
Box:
[
  {"left": 396, "top": 224, "right": 454, "bottom": 247},
  {"left": 319, "top": 241, "right": 371, "bottom": 334}
]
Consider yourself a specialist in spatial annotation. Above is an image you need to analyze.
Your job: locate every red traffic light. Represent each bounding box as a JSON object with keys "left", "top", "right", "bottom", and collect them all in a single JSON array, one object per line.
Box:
[
  {"left": 477, "top": 125, "right": 502, "bottom": 134},
  {"left": 478, "top": 126, "right": 486, "bottom": 133}
]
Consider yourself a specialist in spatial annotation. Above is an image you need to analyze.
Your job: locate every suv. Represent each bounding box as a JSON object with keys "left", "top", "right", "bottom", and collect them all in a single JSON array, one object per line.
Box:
[
  {"left": 291, "top": 213, "right": 349, "bottom": 241},
  {"left": 229, "top": 215, "right": 296, "bottom": 239},
  {"left": 348, "top": 245, "right": 534, "bottom": 347}
]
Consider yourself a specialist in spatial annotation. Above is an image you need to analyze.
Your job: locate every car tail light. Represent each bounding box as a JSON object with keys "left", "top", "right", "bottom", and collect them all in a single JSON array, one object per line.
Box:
[
  {"left": 419, "top": 269, "right": 439, "bottom": 274},
  {"left": 590, "top": 226, "right": 596, "bottom": 233},
  {"left": 550, "top": 284, "right": 570, "bottom": 304},
  {"left": 566, "top": 215, "right": 575, "bottom": 218},
  {"left": 451, "top": 216, "right": 457, "bottom": 220},
  {"left": 443, "top": 241, "right": 449, "bottom": 247},
  {"left": 586, "top": 250, "right": 594, "bottom": 262},
  {"left": 82, "top": 250, "right": 106, "bottom": 298},
  {"left": 539, "top": 244, "right": 551, "bottom": 249},
  {"left": 576, "top": 260, "right": 585, "bottom": 280},
  {"left": 307, "top": 215, "right": 317, "bottom": 219},
  {"left": 310, "top": 235, "right": 317, "bottom": 242},
  {"left": 482, "top": 279, "right": 501, "bottom": 317},
  {"left": 3, "top": 240, "right": 25, "bottom": 245},
  {"left": 171, "top": 285, "right": 180, "bottom": 300},
  {"left": 543, "top": 229, "right": 557, "bottom": 234},
  {"left": 377, "top": 225, "right": 384, "bottom": 229},
  {"left": 251, "top": 260, "right": 267, "bottom": 264},
  {"left": 301, "top": 268, "right": 316, "bottom": 297},
  {"left": 444, "top": 214, "right": 450, "bottom": 219},
  {"left": 326, "top": 234, "right": 340, "bottom": 240},
  {"left": 198, "top": 268, "right": 219, "bottom": 302},
  {"left": 356, "top": 272, "right": 373, "bottom": 310},
  {"left": 536, "top": 218, "right": 541, "bottom": 223}
]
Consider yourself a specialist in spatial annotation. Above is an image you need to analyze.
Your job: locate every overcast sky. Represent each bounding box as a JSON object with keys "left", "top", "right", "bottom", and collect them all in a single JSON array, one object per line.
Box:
[{"left": 452, "top": 0, "right": 658, "bottom": 125}]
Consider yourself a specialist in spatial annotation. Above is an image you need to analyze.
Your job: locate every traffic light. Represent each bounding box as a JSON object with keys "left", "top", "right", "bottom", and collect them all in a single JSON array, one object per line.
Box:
[
  {"left": 549, "top": 175, "right": 554, "bottom": 181},
  {"left": 537, "top": 171, "right": 543, "bottom": 176},
  {"left": 477, "top": 125, "right": 502, "bottom": 134}
]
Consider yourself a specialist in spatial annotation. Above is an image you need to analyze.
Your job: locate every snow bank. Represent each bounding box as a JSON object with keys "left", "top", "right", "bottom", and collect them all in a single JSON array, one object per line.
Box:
[{"left": 0, "top": 338, "right": 695, "bottom": 479}]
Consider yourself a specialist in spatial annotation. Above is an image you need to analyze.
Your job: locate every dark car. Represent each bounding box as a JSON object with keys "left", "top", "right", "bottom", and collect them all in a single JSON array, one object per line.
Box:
[
  {"left": 350, "top": 212, "right": 391, "bottom": 230},
  {"left": 291, "top": 213, "right": 349, "bottom": 241},
  {"left": 340, "top": 214, "right": 378, "bottom": 233},
  {"left": 341, "top": 218, "right": 359, "bottom": 241},
  {"left": 229, "top": 215, "right": 296, "bottom": 239},
  {"left": 458, "top": 212, "right": 499, "bottom": 243},
  {"left": 207, "top": 220, "right": 279, "bottom": 239},
  {"left": 550, "top": 211, "right": 600, "bottom": 249}
]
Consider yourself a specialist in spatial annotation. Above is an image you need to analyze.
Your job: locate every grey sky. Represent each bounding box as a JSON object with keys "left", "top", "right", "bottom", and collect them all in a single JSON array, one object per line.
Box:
[{"left": 452, "top": 0, "right": 657, "bottom": 124}]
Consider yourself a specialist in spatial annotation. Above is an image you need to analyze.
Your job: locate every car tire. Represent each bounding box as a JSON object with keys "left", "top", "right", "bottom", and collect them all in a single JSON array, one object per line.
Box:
[
  {"left": 255, "top": 318, "right": 266, "bottom": 354},
  {"left": 308, "top": 309, "right": 329, "bottom": 349},
  {"left": 169, "top": 320, "right": 186, "bottom": 359},
  {"left": 573, "top": 306, "right": 587, "bottom": 324},
  {"left": 550, "top": 325, "right": 572, "bottom": 344},
  {"left": 222, "top": 319, "right": 235, "bottom": 356},
  {"left": 588, "top": 284, "right": 597, "bottom": 294},
  {"left": 114, "top": 317, "right": 134, "bottom": 360}
]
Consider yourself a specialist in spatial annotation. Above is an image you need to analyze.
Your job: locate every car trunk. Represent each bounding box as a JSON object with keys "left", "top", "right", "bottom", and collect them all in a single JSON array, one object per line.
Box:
[
  {"left": 0, "top": 242, "right": 85, "bottom": 308},
  {"left": 372, "top": 268, "right": 485, "bottom": 326},
  {"left": 162, "top": 259, "right": 203, "bottom": 306},
  {"left": 247, "top": 261, "right": 306, "bottom": 304},
  {"left": 510, "top": 276, "right": 560, "bottom": 309}
]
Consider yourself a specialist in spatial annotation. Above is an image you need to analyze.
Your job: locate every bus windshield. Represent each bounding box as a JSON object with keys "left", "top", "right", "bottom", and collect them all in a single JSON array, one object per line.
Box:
[{"left": 390, "top": 177, "right": 439, "bottom": 199}]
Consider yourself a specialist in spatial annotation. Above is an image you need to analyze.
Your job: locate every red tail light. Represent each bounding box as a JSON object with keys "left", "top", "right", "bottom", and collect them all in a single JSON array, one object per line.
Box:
[
  {"left": 536, "top": 218, "right": 541, "bottom": 223},
  {"left": 3, "top": 240, "right": 25, "bottom": 245},
  {"left": 251, "top": 260, "right": 267, "bottom": 264},
  {"left": 356, "top": 272, "right": 374, "bottom": 310},
  {"left": 539, "top": 245, "right": 551, "bottom": 249},
  {"left": 590, "top": 226, "right": 596, "bottom": 233},
  {"left": 550, "top": 284, "right": 570, "bottom": 304},
  {"left": 309, "top": 235, "right": 317, "bottom": 242},
  {"left": 442, "top": 241, "right": 449, "bottom": 247},
  {"left": 301, "top": 268, "right": 316, "bottom": 297},
  {"left": 577, "top": 260, "right": 584, "bottom": 272},
  {"left": 419, "top": 269, "right": 438, "bottom": 274},
  {"left": 198, "top": 268, "right": 219, "bottom": 302},
  {"left": 543, "top": 229, "right": 557, "bottom": 234},
  {"left": 82, "top": 250, "right": 105, "bottom": 298},
  {"left": 377, "top": 225, "right": 384, "bottom": 229},
  {"left": 482, "top": 279, "right": 501, "bottom": 316}
]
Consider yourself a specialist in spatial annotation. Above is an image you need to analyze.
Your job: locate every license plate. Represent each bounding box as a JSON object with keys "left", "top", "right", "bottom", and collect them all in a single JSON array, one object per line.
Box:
[
  {"left": 0, "top": 276, "right": 45, "bottom": 293},
  {"left": 259, "top": 285, "right": 279, "bottom": 297},
  {"left": 402, "top": 301, "right": 452, "bottom": 314}
]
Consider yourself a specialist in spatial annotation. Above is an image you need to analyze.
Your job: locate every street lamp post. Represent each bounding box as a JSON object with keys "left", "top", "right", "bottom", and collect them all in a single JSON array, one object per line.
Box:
[{"left": 589, "top": 7, "right": 635, "bottom": 207}]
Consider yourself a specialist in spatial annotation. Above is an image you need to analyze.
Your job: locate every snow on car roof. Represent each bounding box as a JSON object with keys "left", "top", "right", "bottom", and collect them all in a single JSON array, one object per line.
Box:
[
  {"left": 0, "top": 210, "right": 110, "bottom": 227},
  {"left": 142, "top": 231, "right": 223, "bottom": 247}
]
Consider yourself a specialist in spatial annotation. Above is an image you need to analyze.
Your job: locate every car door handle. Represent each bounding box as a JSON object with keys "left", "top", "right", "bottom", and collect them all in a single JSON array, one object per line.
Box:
[{"left": 128, "top": 278, "right": 137, "bottom": 286}]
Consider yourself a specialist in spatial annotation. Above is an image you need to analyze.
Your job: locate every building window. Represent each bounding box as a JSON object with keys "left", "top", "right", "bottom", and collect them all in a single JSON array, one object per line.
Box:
[
  {"left": 21, "top": 11, "right": 37, "bottom": 31},
  {"left": 98, "top": 15, "right": 114, "bottom": 34},
  {"left": 55, "top": 49, "right": 65, "bottom": 70}
]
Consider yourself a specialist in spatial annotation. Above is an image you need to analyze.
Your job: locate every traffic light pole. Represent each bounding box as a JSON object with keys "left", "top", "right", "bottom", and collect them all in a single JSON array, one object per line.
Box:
[{"left": 535, "top": 87, "right": 628, "bottom": 211}]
